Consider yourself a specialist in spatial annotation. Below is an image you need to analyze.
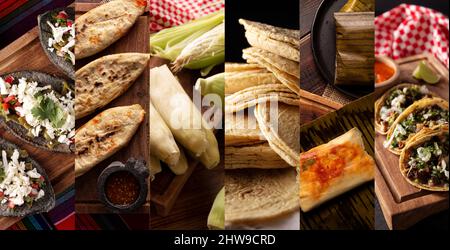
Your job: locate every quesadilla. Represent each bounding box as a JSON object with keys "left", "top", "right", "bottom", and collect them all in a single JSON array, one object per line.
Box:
[
  {"left": 75, "top": 104, "right": 145, "bottom": 178},
  {"left": 75, "top": 53, "right": 149, "bottom": 119},
  {"left": 225, "top": 84, "right": 299, "bottom": 113},
  {"left": 384, "top": 97, "right": 449, "bottom": 155},
  {"left": 399, "top": 125, "right": 449, "bottom": 191},
  {"left": 243, "top": 47, "right": 300, "bottom": 95},
  {"left": 299, "top": 128, "right": 375, "bottom": 212},
  {"left": 0, "top": 71, "right": 75, "bottom": 153},
  {"left": 75, "top": 0, "right": 146, "bottom": 59},
  {"left": 254, "top": 102, "right": 300, "bottom": 167},
  {"left": 375, "top": 84, "right": 435, "bottom": 134},
  {"left": 0, "top": 138, "right": 55, "bottom": 217},
  {"left": 225, "top": 168, "right": 298, "bottom": 224}
]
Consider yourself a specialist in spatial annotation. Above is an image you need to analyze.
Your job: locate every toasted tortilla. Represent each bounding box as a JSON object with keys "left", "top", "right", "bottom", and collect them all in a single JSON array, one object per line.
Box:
[
  {"left": 385, "top": 97, "right": 449, "bottom": 155},
  {"left": 299, "top": 128, "right": 375, "bottom": 212},
  {"left": 225, "top": 112, "right": 264, "bottom": 146},
  {"left": 75, "top": 104, "right": 145, "bottom": 178},
  {"left": 225, "top": 63, "right": 265, "bottom": 72},
  {"left": 225, "top": 143, "right": 291, "bottom": 169},
  {"left": 238, "top": 19, "right": 300, "bottom": 49},
  {"left": 0, "top": 71, "right": 74, "bottom": 153},
  {"left": 38, "top": 7, "right": 75, "bottom": 79},
  {"left": 225, "top": 84, "right": 299, "bottom": 113},
  {"left": 0, "top": 138, "right": 55, "bottom": 217},
  {"left": 225, "top": 66, "right": 280, "bottom": 94},
  {"left": 225, "top": 168, "right": 298, "bottom": 225},
  {"left": 244, "top": 31, "right": 299, "bottom": 62},
  {"left": 75, "top": 53, "right": 149, "bottom": 119},
  {"left": 243, "top": 47, "right": 300, "bottom": 95},
  {"left": 255, "top": 102, "right": 300, "bottom": 167},
  {"left": 375, "top": 83, "right": 435, "bottom": 135},
  {"left": 399, "top": 125, "right": 449, "bottom": 191},
  {"left": 75, "top": 0, "right": 146, "bottom": 59}
]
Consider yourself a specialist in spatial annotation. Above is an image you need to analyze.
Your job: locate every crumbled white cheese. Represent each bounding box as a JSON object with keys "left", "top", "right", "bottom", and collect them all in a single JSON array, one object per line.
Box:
[
  {"left": 0, "top": 149, "right": 44, "bottom": 207},
  {"left": 391, "top": 94, "right": 405, "bottom": 108},
  {"left": 47, "top": 20, "right": 75, "bottom": 65}
]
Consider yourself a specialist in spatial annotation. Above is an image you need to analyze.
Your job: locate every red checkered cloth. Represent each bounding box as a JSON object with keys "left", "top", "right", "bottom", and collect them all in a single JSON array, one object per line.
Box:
[
  {"left": 375, "top": 4, "right": 449, "bottom": 68},
  {"left": 148, "top": 0, "right": 224, "bottom": 31}
]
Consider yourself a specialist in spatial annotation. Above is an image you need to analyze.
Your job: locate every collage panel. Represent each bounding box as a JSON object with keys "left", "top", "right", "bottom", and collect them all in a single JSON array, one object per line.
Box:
[
  {"left": 0, "top": 0, "right": 448, "bottom": 232},
  {"left": 0, "top": 1, "right": 75, "bottom": 230},
  {"left": 299, "top": 0, "right": 375, "bottom": 230},
  {"left": 224, "top": 0, "right": 300, "bottom": 229},
  {"left": 74, "top": 0, "right": 150, "bottom": 229},
  {"left": 148, "top": 0, "right": 225, "bottom": 229},
  {"left": 374, "top": 1, "right": 449, "bottom": 230}
]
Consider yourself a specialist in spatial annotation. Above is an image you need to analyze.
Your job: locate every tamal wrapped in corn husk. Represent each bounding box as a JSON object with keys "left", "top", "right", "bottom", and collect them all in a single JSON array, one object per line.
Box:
[
  {"left": 340, "top": 0, "right": 374, "bottom": 12},
  {"left": 334, "top": 12, "right": 374, "bottom": 86}
]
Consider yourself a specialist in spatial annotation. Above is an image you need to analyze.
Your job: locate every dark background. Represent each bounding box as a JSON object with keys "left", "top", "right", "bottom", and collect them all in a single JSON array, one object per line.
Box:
[
  {"left": 225, "top": 0, "right": 299, "bottom": 62},
  {"left": 376, "top": 0, "right": 449, "bottom": 16}
]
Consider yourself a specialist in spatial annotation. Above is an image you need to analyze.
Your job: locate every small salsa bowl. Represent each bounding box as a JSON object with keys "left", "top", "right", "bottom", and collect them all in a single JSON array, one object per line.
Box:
[{"left": 375, "top": 55, "right": 400, "bottom": 88}]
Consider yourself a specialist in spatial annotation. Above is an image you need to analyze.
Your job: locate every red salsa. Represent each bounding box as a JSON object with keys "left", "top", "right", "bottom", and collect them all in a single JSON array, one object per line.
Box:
[
  {"left": 375, "top": 61, "right": 395, "bottom": 84},
  {"left": 105, "top": 171, "right": 140, "bottom": 205}
]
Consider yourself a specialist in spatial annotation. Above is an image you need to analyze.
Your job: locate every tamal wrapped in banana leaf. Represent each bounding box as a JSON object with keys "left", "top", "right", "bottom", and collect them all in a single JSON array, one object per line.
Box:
[
  {"left": 334, "top": 12, "right": 374, "bottom": 86},
  {"left": 340, "top": 0, "right": 374, "bottom": 12}
]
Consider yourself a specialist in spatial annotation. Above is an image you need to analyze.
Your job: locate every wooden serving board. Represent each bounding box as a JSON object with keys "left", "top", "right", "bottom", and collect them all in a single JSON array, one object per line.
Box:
[
  {"left": 375, "top": 53, "right": 449, "bottom": 229},
  {"left": 74, "top": 3, "right": 150, "bottom": 215},
  {"left": 149, "top": 57, "right": 224, "bottom": 220},
  {"left": 0, "top": 18, "right": 74, "bottom": 229}
]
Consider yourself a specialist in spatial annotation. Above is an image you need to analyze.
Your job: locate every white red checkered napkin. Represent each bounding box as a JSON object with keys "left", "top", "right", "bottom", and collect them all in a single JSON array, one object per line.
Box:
[
  {"left": 375, "top": 4, "right": 449, "bottom": 68},
  {"left": 148, "top": 0, "right": 224, "bottom": 31}
]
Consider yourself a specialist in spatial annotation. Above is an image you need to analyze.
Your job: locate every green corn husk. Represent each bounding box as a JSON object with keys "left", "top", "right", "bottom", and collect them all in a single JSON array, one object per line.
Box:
[
  {"left": 207, "top": 187, "right": 224, "bottom": 230},
  {"left": 172, "top": 22, "right": 224, "bottom": 75},
  {"left": 150, "top": 10, "right": 224, "bottom": 74},
  {"left": 195, "top": 72, "right": 224, "bottom": 102}
]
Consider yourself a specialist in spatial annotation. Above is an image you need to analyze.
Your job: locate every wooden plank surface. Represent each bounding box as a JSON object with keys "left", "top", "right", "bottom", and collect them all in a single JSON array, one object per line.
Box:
[
  {"left": 300, "top": 94, "right": 375, "bottom": 230},
  {"left": 374, "top": 53, "right": 449, "bottom": 229},
  {"left": 0, "top": 23, "right": 74, "bottom": 229},
  {"left": 74, "top": 2, "right": 150, "bottom": 214}
]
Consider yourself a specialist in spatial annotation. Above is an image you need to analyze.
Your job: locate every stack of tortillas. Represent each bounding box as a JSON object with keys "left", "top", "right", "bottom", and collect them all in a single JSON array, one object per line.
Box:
[{"left": 225, "top": 19, "right": 300, "bottom": 227}]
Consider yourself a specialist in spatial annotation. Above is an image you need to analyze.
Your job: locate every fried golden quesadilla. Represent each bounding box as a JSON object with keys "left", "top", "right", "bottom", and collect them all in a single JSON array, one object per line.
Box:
[
  {"left": 299, "top": 128, "right": 375, "bottom": 212},
  {"left": 75, "top": 104, "right": 145, "bottom": 178},
  {"left": 75, "top": 53, "right": 150, "bottom": 119},
  {"left": 75, "top": 0, "right": 146, "bottom": 59}
]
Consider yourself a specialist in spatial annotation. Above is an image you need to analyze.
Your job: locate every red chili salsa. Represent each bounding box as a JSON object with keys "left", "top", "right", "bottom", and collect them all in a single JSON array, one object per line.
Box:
[{"left": 105, "top": 171, "right": 140, "bottom": 205}]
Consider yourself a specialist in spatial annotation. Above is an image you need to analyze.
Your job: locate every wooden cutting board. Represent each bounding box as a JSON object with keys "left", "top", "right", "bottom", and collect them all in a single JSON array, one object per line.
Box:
[
  {"left": 149, "top": 57, "right": 224, "bottom": 219},
  {"left": 0, "top": 18, "right": 74, "bottom": 230},
  {"left": 375, "top": 53, "right": 449, "bottom": 230},
  {"left": 74, "top": 2, "right": 150, "bottom": 215}
]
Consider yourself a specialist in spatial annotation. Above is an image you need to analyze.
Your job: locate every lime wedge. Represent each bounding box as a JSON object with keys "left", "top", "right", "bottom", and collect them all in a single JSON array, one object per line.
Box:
[{"left": 412, "top": 61, "right": 441, "bottom": 84}]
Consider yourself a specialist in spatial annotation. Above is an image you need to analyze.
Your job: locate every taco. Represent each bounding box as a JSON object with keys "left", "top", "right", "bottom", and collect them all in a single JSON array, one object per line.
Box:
[
  {"left": 0, "top": 71, "right": 75, "bottom": 153},
  {"left": 38, "top": 8, "right": 75, "bottom": 79},
  {"left": 0, "top": 138, "right": 55, "bottom": 217},
  {"left": 384, "top": 97, "right": 449, "bottom": 155},
  {"left": 375, "top": 84, "right": 434, "bottom": 134},
  {"left": 399, "top": 125, "right": 449, "bottom": 191}
]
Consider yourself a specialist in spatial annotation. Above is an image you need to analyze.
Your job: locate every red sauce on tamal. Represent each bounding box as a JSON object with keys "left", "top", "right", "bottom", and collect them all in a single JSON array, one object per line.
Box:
[
  {"left": 105, "top": 171, "right": 140, "bottom": 205},
  {"left": 375, "top": 61, "right": 395, "bottom": 84}
]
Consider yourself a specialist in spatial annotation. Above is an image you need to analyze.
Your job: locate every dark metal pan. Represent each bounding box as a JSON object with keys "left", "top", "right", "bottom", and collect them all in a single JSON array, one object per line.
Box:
[{"left": 311, "top": 0, "right": 373, "bottom": 98}]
